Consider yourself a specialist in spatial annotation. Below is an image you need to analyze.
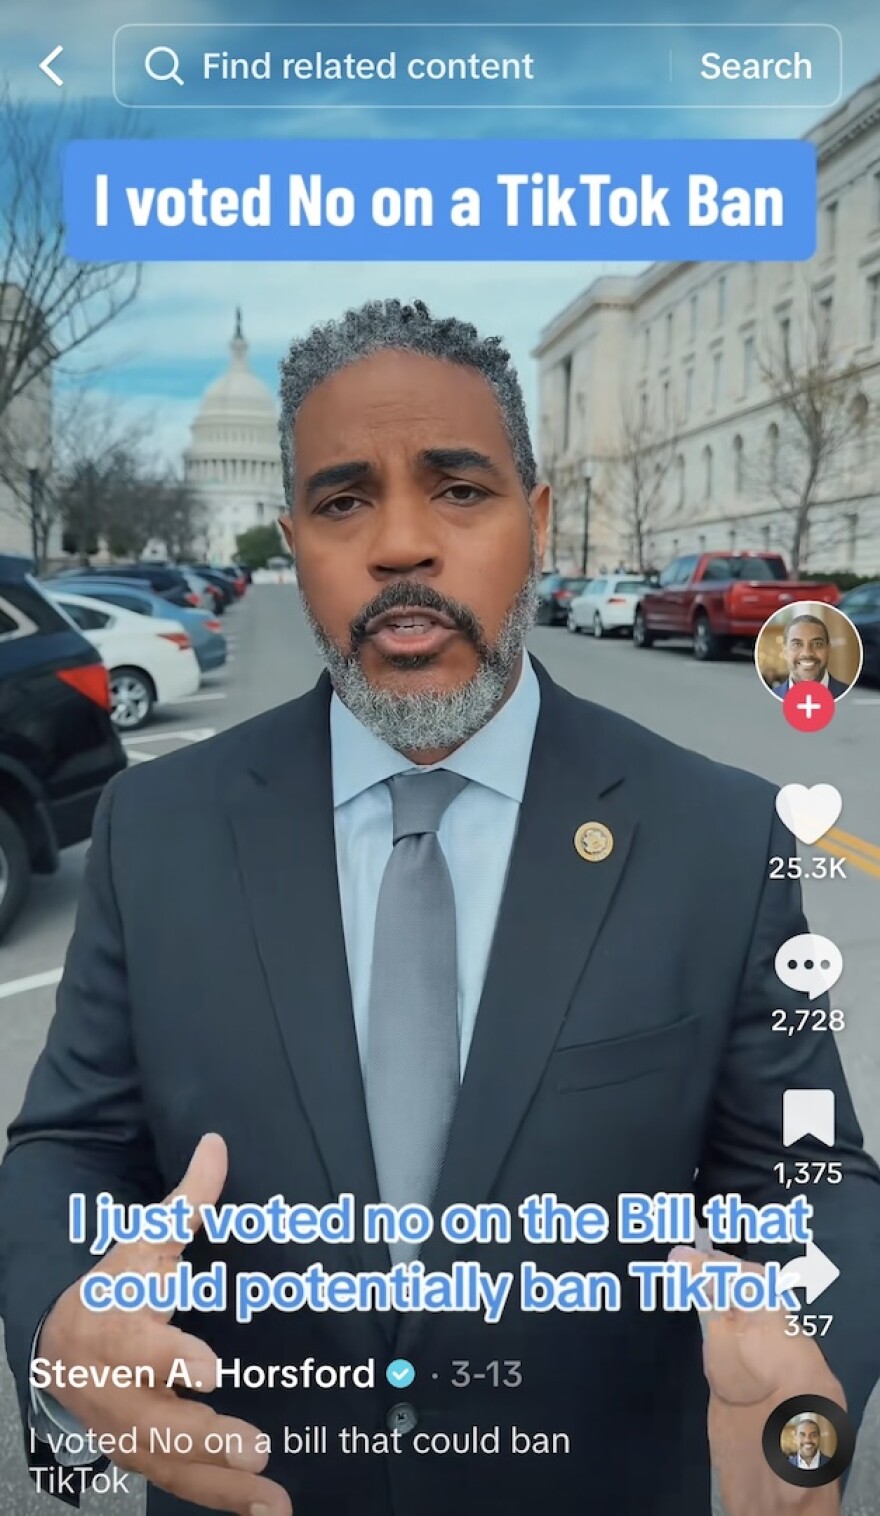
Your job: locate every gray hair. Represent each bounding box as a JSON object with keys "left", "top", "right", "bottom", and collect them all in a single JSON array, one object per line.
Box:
[
  {"left": 785, "top": 614, "right": 829, "bottom": 643},
  {"left": 278, "top": 298, "right": 537, "bottom": 505}
]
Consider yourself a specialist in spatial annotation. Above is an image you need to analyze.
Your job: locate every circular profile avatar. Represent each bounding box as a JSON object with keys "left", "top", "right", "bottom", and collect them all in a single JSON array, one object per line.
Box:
[
  {"left": 763, "top": 1394, "right": 854, "bottom": 1488},
  {"left": 755, "top": 601, "right": 863, "bottom": 702},
  {"left": 782, "top": 1412, "right": 837, "bottom": 1471}
]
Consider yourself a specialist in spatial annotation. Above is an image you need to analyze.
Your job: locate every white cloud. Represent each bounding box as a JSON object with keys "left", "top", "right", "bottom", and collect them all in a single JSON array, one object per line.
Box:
[{"left": 79, "top": 259, "right": 629, "bottom": 465}]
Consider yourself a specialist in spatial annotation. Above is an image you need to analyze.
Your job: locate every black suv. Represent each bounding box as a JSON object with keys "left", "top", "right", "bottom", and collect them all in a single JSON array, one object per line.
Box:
[
  {"left": 536, "top": 573, "right": 591, "bottom": 626},
  {"left": 0, "top": 555, "right": 127, "bottom": 940},
  {"left": 51, "top": 562, "right": 200, "bottom": 609}
]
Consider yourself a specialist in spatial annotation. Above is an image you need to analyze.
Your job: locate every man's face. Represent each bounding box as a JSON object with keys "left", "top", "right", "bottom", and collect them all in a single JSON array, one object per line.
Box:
[
  {"left": 784, "top": 621, "right": 830, "bottom": 683},
  {"left": 280, "top": 349, "right": 549, "bottom": 751},
  {"left": 797, "top": 1423, "right": 819, "bottom": 1460}
]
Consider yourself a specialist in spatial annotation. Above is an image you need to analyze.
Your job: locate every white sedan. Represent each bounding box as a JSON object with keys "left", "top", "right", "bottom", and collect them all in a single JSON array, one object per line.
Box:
[
  {"left": 567, "top": 575, "right": 655, "bottom": 639},
  {"left": 49, "top": 590, "right": 200, "bottom": 729}
]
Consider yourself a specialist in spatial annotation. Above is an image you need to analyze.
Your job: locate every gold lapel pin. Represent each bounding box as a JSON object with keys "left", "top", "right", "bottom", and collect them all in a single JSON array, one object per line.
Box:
[{"left": 574, "top": 822, "right": 614, "bottom": 863}]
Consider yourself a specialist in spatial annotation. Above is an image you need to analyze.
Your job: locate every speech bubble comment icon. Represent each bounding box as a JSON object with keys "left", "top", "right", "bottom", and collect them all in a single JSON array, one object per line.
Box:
[{"left": 775, "top": 934, "right": 843, "bottom": 1001}]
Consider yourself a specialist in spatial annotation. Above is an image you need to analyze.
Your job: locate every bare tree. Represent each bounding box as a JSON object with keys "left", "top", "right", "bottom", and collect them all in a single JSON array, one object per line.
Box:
[
  {"left": 18, "top": 391, "right": 204, "bottom": 567},
  {"left": 605, "top": 391, "right": 679, "bottom": 574},
  {"left": 758, "top": 295, "right": 864, "bottom": 574},
  {"left": 54, "top": 395, "right": 157, "bottom": 563},
  {"left": 0, "top": 391, "right": 135, "bottom": 565},
  {"left": 110, "top": 471, "right": 206, "bottom": 562},
  {"left": 0, "top": 86, "right": 141, "bottom": 422},
  {"left": 0, "top": 84, "right": 142, "bottom": 555}
]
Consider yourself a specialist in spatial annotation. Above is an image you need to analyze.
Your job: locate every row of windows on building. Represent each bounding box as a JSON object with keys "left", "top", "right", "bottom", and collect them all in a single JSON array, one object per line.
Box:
[
  {"left": 642, "top": 269, "right": 793, "bottom": 368},
  {"left": 640, "top": 173, "right": 880, "bottom": 368},
  {"left": 643, "top": 279, "right": 880, "bottom": 430},
  {"left": 553, "top": 273, "right": 879, "bottom": 454},
  {"left": 643, "top": 272, "right": 880, "bottom": 387},
  {"left": 661, "top": 403, "right": 872, "bottom": 508},
  {"left": 643, "top": 281, "right": 868, "bottom": 402},
  {"left": 649, "top": 510, "right": 861, "bottom": 564},
  {"left": 816, "top": 178, "right": 880, "bottom": 258}
]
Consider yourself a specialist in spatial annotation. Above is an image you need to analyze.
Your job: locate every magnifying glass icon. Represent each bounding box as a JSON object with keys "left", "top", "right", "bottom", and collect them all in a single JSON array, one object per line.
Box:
[{"left": 144, "top": 46, "right": 185, "bottom": 86}]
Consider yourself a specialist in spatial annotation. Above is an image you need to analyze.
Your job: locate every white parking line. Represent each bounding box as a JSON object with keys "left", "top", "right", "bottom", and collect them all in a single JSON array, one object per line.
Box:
[
  {"left": 0, "top": 968, "right": 63, "bottom": 1000},
  {"left": 166, "top": 693, "right": 227, "bottom": 705},
  {"left": 121, "top": 728, "right": 217, "bottom": 761},
  {"left": 122, "top": 728, "right": 216, "bottom": 746}
]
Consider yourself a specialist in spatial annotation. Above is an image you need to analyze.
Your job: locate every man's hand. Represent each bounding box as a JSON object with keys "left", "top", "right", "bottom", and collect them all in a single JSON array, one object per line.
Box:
[
  {"left": 671, "top": 1247, "right": 844, "bottom": 1516},
  {"left": 38, "top": 1133, "right": 291, "bottom": 1516}
]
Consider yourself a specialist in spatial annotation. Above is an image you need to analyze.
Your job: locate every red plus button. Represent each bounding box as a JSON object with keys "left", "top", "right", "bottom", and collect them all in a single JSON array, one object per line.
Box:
[{"left": 782, "top": 681, "right": 836, "bottom": 732}]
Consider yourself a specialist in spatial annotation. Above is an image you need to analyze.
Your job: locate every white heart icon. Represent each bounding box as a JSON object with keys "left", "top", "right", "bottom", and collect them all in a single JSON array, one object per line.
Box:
[{"left": 775, "top": 784, "right": 842, "bottom": 846}]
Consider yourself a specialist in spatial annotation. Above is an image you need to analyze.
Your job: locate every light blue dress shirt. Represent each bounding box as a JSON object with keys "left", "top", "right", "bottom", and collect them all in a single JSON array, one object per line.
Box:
[
  {"left": 332, "top": 651, "right": 540, "bottom": 1079},
  {"left": 31, "top": 652, "right": 540, "bottom": 1458}
]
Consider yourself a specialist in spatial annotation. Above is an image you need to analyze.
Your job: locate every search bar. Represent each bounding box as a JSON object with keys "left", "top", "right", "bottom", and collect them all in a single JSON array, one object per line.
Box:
[{"left": 112, "top": 23, "right": 843, "bottom": 111}]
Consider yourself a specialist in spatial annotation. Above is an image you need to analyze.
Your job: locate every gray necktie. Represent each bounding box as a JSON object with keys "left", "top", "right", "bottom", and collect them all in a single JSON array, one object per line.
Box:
[{"left": 366, "top": 769, "right": 467, "bottom": 1263}]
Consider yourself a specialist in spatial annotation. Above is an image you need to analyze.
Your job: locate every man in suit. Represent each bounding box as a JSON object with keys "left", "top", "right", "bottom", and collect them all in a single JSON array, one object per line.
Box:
[
  {"left": 771, "top": 613, "right": 851, "bottom": 698},
  {"left": 2, "top": 298, "right": 879, "bottom": 1516},
  {"left": 788, "top": 1417, "right": 832, "bottom": 1470}
]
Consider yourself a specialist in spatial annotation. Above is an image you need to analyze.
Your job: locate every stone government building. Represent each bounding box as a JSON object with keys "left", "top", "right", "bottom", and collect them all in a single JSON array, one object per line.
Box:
[
  {"left": 183, "top": 309, "right": 285, "bottom": 563},
  {"left": 0, "top": 285, "right": 56, "bottom": 558},
  {"left": 534, "top": 73, "right": 880, "bottom": 577}
]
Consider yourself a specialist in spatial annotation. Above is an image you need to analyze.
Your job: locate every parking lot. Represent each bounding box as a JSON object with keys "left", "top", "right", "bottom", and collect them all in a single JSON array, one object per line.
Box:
[{"left": 0, "top": 584, "right": 878, "bottom": 1513}]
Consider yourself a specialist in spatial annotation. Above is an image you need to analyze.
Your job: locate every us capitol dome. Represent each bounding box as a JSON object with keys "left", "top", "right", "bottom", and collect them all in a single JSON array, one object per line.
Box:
[{"left": 183, "top": 309, "right": 285, "bottom": 561}]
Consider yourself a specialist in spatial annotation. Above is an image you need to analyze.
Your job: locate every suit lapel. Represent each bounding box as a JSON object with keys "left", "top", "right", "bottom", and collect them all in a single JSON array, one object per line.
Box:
[
  {"left": 414, "top": 665, "right": 637, "bottom": 1279},
  {"left": 224, "top": 664, "right": 638, "bottom": 1353},
  {"left": 223, "top": 676, "right": 389, "bottom": 1284}
]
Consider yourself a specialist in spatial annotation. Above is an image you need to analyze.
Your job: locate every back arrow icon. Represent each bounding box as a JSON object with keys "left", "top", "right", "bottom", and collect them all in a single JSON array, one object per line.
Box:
[{"left": 39, "top": 46, "right": 64, "bottom": 87}]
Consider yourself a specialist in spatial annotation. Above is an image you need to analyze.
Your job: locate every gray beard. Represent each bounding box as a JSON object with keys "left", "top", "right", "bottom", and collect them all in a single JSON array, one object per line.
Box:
[{"left": 300, "top": 569, "right": 540, "bottom": 754}]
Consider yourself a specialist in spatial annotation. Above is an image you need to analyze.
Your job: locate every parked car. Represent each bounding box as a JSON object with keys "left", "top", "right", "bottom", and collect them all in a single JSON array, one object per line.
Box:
[
  {"left": 177, "top": 568, "right": 217, "bottom": 611},
  {"left": 43, "top": 578, "right": 227, "bottom": 674},
  {"left": 568, "top": 575, "right": 654, "bottom": 638},
  {"left": 48, "top": 590, "right": 201, "bottom": 730},
  {"left": 535, "top": 574, "right": 591, "bottom": 626},
  {"left": 837, "top": 582, "right": 880, "bottom": 683},
  {"left": 212, "top": 565, "right": 248, "bottom": 597},
  {"left": 0, "top": 555, "right": 126, "bottom": 940},
  {"left": 632, "top": 552, "right": 840, "bottom": 661},
  {"left": 51, "top": 562, "right": 203, "bottom": 611},
  {"left": 184, "top": 565, "right": 237, "bottom": 608}
]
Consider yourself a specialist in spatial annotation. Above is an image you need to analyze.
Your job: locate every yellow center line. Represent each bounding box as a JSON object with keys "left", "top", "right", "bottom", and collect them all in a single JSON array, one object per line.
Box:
[
  {"left": 825, "top": 825, "right": 880, "bottom": 862},
  {"left": 818, "top": 831, "right": 880, "bottom": 881}
]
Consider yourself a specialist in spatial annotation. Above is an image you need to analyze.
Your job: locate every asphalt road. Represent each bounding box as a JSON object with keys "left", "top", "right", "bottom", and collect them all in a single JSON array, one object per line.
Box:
[{"left": 0, "top": 586, "right": 877, "bottom": 1515}]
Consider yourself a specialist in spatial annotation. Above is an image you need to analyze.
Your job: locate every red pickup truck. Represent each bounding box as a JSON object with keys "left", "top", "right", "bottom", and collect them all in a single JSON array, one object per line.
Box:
[{"left": 632, "top": 552, "right": 840, "bottom": 661}]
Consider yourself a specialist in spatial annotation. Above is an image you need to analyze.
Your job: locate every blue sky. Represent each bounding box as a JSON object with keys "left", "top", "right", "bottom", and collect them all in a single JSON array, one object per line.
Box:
[{"left": 3, "top": 0, "right": 878, "bottom": 465}]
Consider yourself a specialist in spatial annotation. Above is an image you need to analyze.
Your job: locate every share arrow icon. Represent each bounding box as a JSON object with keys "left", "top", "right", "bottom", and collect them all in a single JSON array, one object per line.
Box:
[{"left": 779, "top": 1242, "right": 841, "bottom": 1305}]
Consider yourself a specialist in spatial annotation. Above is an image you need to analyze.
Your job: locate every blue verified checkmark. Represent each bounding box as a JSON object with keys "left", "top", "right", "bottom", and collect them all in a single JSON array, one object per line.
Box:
[{"left": 386, "top": 1358, "right": 416, "bottom": 1388}]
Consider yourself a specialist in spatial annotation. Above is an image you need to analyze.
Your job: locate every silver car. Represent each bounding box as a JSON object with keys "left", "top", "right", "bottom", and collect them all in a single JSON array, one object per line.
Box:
[{"left": 568, "top": 575, "right": 654, "bottom": 638}]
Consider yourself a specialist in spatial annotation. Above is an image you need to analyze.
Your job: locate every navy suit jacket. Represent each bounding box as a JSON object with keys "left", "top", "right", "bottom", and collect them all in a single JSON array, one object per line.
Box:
[
  {"left": 2, "top": 660, "right": 879, "bottom": 1516},
  {"left": 788, "top": 1452, "right": 831, "bottom": 1467},
  {"left": 772, "top": 673, "right": 850, "bottom": 699}
]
